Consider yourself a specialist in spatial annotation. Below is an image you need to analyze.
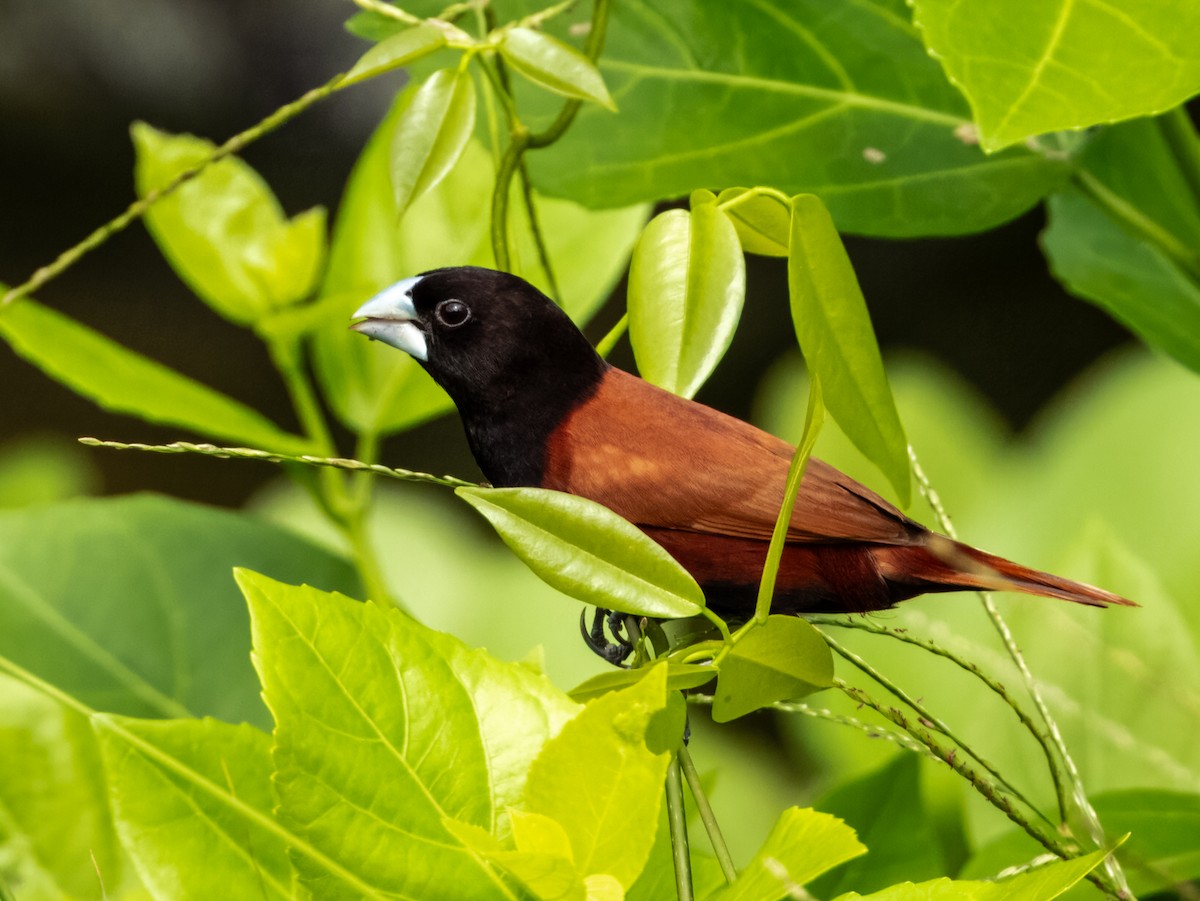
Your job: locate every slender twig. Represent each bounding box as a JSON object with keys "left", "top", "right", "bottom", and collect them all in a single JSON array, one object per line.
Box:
[
  {"left": 809, "top": 614, "right": 1069, "bottom": 823},
  {"left": 1, "top": 72, "right": 347, "bottom": 309},
  {"left": 834, "top": 678, "right": 1120, "bottom": 899},
  {"left": 595, "top": 313, "right": 628, "bottom": 358},
  {"left": 821, "top": 632, "right": 1053, "bottom": 827},
  {"left": 488, "top": 0, "right": 612, "bottom": 266},
  {"left": 677, "top": 743, "right": 737, "bottom": 884},
  {"left": 517, "top": 160, "right": 561, "bottom": 301},
  {"left": 78, "top": 438, "right": 477, "bottom": 487},
  {"left": 909, "top": 447, "right": 1129, "bottom": 898},
  {"left": 1158, "top": 107, "right": 1200, "bottom": 223},
  {"left": 665, "top": 754, "right": 694, "bottom": 901}
]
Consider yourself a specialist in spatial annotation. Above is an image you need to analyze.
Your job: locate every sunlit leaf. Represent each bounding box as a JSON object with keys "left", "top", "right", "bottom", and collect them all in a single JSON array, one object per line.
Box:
[
  {"left": 718, "top": 188, "right": 790, "bottom": 257},
  {"left": 390, "top": 67, "right": 476, "bottom": 213},
  {"left": 499, "top": 27, "right": 615, "bottom": 109},
  {"left": 342, "top": 23, "right": 447, "bottom": 87},
  {"left": 0, "top": 675, "right": 135, "bottom": 898},
  {"left": 834, "top": 846, "right": 1112, "bottom": 900},
  {"left": 569, "top": 662, "right": 715, "bottom": 703},
  {"left": 96, "top": 716, "right": 291, "bottom": 901},
  {"left": 912, "top": 0, "right": 1200, "bottom": 151},
  {"left": 132, "top": 122, "right": 326, "bottom": 322},
  {"left": 712, "top": 616, "right": 833, "bottom": 723},
  {"left": 456, "top": 486, "right": 705, "bottom": 618},
  {"left": 788, "top": 194, "right": 910, "bottom": 505},
  {"left": 0, "top": 296, "right": 312, "bottom": 454},
  {"left": 705, "top": 806, "right": 866, "bottom": 901},
  {"left": 243, "top": 571, "right": 502, "bottom": 897},
  {"left": 628, "top": 194, "right": 746, "bottom": 399},
  {"left": 525, "top": 665, "right": 684, "bottom": 889}
]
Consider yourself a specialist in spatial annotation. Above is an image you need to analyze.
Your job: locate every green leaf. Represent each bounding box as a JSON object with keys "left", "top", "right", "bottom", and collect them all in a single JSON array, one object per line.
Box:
[
  {"left": 705, "top": 806, "right": 866, "bottom": 901},
  {"left": 0, "top": 295, "right": 312, "bottom": 454},
  {"left": 499, "top": 27, "right": 615, "bottom": 109},
  {"left": 456, "top": 486, "right": 705, "bottom": 618},
  {"left": 628, "top": 196, "right": 746, "bottom": 398},
  {"left": 342, "top": 22, "right": 447, "bottom": 87},
  {"left": 132, "top": 122, "right": 326, "bottom": 323},
  {"left": 449, "top": 810, "right": 586, "bottom": 901},
  {"left": 240, "top": 570, "right": 576, "bottom": 898},
  {"left": 711, "top": 615, "right": 833, "bottom": 722},
  {"left": 525, "top": 665, "right": 685, "bottom": 889},
  {"left": 95, "top": 716, "right": 291, "bottom": 900},
  {"left": 0, "top": 495, "right": 359, "bottom": 727},
  {"left": 390, "top": 68, "right": 476, "bottom": 213},
  {"left": 809, "top": 755, "right": 947, "bottom": 898},
  {"left": 569, "top": 662, "right": 715, "bottom": 703},
  {"left": 1042, "top": 115, "right": 1200, "bottom": 375},
  {"left": 314, "top": 87, "right": 648, "bottom": 436},
  {"left": 717, "top": 188, "right": 791, "bottom": 257},
  {"left": 0, "top": 674, "right": 134, "bottom": 898},
  {"left": 963, "top": 789, "right": 1200, "bottom": 898},
  {"left": 912, "top": 0, "right": 1200, "bottom": 152},
  {"left": 835, "top": 846, "right": 1112, "bottom": 900},
  {"left": 528, "top": 0, "right": 1070, "bottom": 237},
  {"left": 788, "top": 194, "right": 910, "bottom": 505}
]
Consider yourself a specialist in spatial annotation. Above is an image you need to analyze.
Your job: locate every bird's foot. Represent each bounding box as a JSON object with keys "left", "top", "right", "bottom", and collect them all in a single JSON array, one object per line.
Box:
[{"left": 580, "top": 607, "right": 635, "bottom": 666}]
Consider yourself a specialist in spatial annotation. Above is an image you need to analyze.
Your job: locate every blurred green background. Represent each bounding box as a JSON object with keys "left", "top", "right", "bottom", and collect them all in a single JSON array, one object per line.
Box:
[{"left": 3, "top": 1, "right": 1197, "bottom": 889}]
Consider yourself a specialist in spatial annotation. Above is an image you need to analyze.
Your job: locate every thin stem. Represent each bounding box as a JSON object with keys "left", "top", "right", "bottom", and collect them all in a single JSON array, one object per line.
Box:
[
  {"left": 595, "top": 313, "right": 628, "bottom": 358},
  {"left": 2, "top": 71, "right": 346, "bottom": 309},
  {"left": 809, "top": 614, "right": 1069, "bottom": 823},
  {"left": 491, "top": 129, "right": 530, "bottom": 269},
  {"left": 834, "top": 678, "right": 1120, "bottom": 899},
  {"left": 665, "top": 754, "right": 694, "bottom": 901},
  {"left": 754, "top": 376, "right": 823, "bottom": 623},
  {"left": 1071, "top": 169, "right": 1200, "bottom": 283},
  {"left": 822, "top": 632, "right": 1052, "bottom": 828},
  {"left": 518, "top": 160, "right": 561, "bottom": 301},
  {"left": 909, "top": 447, "right": 1129, "bottom": 897},
  {"left": 78, "top": 438, "right": 477, "bottom": 488},
  {"left": 1158, "top": 107, "right": 1200, "bottom": 215},
  {"left": 678, "top": 743, "right": 737, "bottom": 884}
]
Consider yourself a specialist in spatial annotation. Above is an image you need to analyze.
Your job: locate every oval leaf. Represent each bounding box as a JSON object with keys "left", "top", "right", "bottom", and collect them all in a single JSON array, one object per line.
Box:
[
  {"left": 568, "top": 661, "right": 715, "bottom": 703},
  {"left": 455, "top": 486, "right": 705, "bottom": 618},
  {"left": 0, "top": 296, "right": 312, "bottom": 454},
  {"left": 712, "top": 615, "right": 833, "bottom": 723},
  {"left": 499, "top": 27, "right": 614, "bottom": 109},
  {"left": 628, "top": 199, "right": 746, "bottom": 399},
  {"left": 390, "top": 68, "right": 476, "bottom": 213},
  {"left": 342, "top": 23, "right": 447, "bottom": 87},
  {"left": 912, "top": 0, "right": 1200, "bottom": 152},
  {"left": 788, "top": 193, "right": 910, "bottom": 505},
  {"left": 717, "top": 187, "right": 790, "bottom": 257},
  {"left": 132, "top": 123, "right": 325, "bottom": 323}
]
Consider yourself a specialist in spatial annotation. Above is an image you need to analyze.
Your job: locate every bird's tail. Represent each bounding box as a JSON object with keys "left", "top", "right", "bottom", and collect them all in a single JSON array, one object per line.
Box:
[{"left": 876, "top": 534, "right": 1138, "bottom": 608}]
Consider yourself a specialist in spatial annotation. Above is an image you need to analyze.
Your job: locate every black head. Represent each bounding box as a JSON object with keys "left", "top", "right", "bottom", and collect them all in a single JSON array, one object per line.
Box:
[{"left": 351, "top": 266, "right": 607, "bottom": 484}]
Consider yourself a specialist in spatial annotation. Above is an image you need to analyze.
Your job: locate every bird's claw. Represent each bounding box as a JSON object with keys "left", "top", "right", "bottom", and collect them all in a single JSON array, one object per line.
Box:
[{"left": 579, "top": 607, "right": 635, "bottom": 666}]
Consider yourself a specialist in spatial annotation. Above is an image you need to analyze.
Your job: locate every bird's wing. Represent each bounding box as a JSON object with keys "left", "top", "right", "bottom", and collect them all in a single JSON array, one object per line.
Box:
[{"left": 541, "top": 368, "right": 920, "bottom": 545}]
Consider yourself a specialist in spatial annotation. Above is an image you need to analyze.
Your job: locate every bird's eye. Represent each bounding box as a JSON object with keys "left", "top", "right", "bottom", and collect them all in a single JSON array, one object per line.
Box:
[{"left": 435, "top": 299, "right": 471, "bottom": 328}]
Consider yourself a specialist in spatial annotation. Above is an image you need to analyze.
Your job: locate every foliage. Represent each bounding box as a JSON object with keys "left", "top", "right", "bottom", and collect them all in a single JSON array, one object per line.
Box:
[{"left": 1, "top": 0, "right": 1198, "bottom": 899}]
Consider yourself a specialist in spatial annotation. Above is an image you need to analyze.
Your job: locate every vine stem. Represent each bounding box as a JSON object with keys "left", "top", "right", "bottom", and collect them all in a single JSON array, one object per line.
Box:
[
  {"left": 677, "top": 743, "right": 737, "bottom": 884},
  {"left": 820, "top": 631, "right": 1053, "bottom": 827},
  {"left": 1, "top": 71, "right": 347, "bottom": 310},
  {"left": 833, "top": 678, "right": 1119, "bottom": 899},
  {"left": 908, "top": 447, "right": 1130, "bottom": 898},
  {"left": 809, "top": 614, "right": 1069, "bottom": 823},
  {"left": 665, "top": 754, "right": 694, "bottom": 901}
]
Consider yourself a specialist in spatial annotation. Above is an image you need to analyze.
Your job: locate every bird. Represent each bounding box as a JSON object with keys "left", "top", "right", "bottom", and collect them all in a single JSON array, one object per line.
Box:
[{"left": 350, "top": 265, "right": 1136, "bottom": 620}]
